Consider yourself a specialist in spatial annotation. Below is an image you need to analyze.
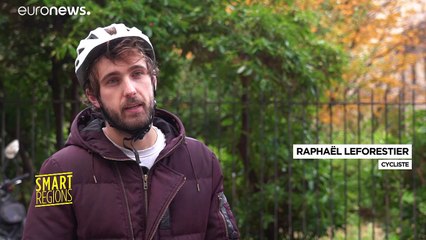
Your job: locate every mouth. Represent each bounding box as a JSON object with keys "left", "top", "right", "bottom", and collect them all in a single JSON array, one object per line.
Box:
[
  {"left": 124, "top": 103, "right": 142, "bottom": 109},
  {"left": 123, "top": 103, "right": 144, "bottom": 113}
]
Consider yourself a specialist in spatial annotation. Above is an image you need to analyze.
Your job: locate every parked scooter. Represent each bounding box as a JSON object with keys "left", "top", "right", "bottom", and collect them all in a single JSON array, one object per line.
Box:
[{"left": 0, "top": 140, "right": 29, "bottom": 240}]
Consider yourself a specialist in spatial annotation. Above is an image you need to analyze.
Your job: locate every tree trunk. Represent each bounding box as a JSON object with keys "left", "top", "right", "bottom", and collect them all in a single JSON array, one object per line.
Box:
[
  {"left": 237, "top": 75, "right": 257, "bottom": 190},
  {"left": 50, "top": 57, "right": 64, "bottom": 150},
  {"left": 70, "top": 74, "right": 81, "bottom": 131}
]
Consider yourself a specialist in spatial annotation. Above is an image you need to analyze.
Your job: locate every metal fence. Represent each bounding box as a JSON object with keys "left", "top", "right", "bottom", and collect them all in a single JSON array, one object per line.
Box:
[
  {"left": 163, "top": 88, "right": 426, "bottom": 240},
  {"left": 0, "top": 87, "right": 425, "bottom": 239}
]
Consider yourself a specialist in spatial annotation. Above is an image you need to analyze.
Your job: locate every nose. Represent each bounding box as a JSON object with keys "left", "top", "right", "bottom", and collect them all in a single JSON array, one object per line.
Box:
[{"left": 123, "top": 77, "right": 137, "bottom": 97}]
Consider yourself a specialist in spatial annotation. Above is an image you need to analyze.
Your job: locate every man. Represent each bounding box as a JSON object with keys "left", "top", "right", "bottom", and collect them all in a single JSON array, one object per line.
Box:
[{"left": 23, "top": 23, "right": 240, "bottom": 240}]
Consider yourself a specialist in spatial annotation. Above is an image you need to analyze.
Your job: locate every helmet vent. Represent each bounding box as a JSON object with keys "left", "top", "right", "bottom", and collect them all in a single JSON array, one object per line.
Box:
[
  {"left": 78, "top": 48, "right": 84, "bottom": 54},
  {"left": 87, "top": 34, "right": 98, "bottom": 39}
]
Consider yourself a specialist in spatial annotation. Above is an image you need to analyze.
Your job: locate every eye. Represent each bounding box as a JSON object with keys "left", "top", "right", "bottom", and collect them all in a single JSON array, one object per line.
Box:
[
  {"left": 131, "top": 69, "right": 148, "bottom": 78},
  {"left": 105, "top": 77, "right": 119, "bottom": 86}
]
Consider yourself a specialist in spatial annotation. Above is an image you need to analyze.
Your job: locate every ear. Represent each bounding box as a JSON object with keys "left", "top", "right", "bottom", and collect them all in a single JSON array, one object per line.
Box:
[
  {"left": 152, "top": 76, "right": 157, "bottom": 92},
  {"left": 85, "top": 89, "right": 100, "bottom": 108}
]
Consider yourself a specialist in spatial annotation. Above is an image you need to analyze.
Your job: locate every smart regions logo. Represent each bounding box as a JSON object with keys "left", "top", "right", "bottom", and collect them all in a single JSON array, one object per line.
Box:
[
  {"left": 17, "top": 6, "right": 90, "bottom": 16},
  {"left": 35, "top": 172, "right": 73, "bottom": 207}
]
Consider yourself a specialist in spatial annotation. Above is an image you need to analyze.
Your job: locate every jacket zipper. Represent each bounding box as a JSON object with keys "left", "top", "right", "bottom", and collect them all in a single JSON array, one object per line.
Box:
[
  {"left": 144, "top": 136, "right": 185, "bottom": 240},
  {"left": 218, "top": 194, "right": 229, "bottom": 238},
  {"left": 103, "top": 135, "right": 185, "bottom": 239},
  {"left": 147, "top": 176, "right": 186, "bottom": 240},
  {"left": 141, "top": 167, "right": 149, "bottom": 217},
  {"left": 115, "top": 163, "right": 135, "bottom": 240},
  {"left": 109, "top": 156, "right": 149, "bottom": 239}
]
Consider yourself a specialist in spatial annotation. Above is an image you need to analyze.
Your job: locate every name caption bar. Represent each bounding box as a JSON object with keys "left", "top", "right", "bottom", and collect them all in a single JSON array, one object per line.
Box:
[{"left": 293, "top": 144, "right": 412, "bottom": 159}]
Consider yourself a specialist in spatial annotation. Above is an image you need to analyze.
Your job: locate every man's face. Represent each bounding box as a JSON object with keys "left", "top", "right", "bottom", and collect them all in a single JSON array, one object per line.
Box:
[{"left": 88, "top": 51, "right": 156, "bottom": 132}]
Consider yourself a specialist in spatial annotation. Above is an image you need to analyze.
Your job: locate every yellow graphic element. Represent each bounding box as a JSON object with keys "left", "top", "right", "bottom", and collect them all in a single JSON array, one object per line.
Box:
[{"left": 35, "top": 172, "right": 73, "bottom": 207}]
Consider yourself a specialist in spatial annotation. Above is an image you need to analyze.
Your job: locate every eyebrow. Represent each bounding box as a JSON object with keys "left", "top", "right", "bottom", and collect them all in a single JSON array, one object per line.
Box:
[{"left": 128, "top": 64, "right": 148, "bottom": 72}]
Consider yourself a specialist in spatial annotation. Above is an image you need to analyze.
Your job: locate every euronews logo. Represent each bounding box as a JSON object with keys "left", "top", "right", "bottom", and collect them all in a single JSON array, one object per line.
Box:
[{"left": 18, "top": 6, "right": 90, "bottom": 16}]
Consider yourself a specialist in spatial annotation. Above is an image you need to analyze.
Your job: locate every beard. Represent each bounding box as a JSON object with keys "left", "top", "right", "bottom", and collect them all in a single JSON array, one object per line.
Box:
[{"left": 99, "top": 96, "right": 155, "bottom": 137}]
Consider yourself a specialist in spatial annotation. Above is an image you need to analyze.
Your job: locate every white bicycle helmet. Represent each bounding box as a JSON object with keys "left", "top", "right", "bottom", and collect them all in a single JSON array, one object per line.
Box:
[{"left": 75, "top": 23, "right": 155, "bottom": 87}]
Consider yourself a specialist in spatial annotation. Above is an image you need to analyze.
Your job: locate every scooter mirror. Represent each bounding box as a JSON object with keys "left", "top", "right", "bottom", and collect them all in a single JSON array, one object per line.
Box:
[{"left": 4, "top": 139, "right": 19, "bottom": 159}]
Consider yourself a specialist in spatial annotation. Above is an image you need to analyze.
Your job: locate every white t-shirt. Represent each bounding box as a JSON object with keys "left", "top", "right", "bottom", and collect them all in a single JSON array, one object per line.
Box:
[{"left": 103, "top": 126, "right": 166, "bottom": 169}]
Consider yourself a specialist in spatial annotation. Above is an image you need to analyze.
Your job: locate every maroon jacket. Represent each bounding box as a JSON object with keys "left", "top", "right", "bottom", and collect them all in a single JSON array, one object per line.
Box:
[{"left": 23, "top": 108, "right": 239, "bottom": 240}]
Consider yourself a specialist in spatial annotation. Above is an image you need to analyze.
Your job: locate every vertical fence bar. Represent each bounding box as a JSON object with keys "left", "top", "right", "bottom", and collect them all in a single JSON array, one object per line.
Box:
[
  {"left": 229, "top": 87, "right": 238, "bottom": 230},
  {"left": 273, "top": 93, "right": 279, "bottom": 240},
  {"left": 44, "top": 108, "right": 50, "bottom": 167},
  {"left": 188, "top": 86, "right": 193, "bottom": 130},
  {"left": 398, "top": 89, "right": 403, "bottom": 237},
  {"left": 216, "top": 85, "right": 222, "bottom": 163},
  {"left": 15, "top": 107, "right": 20, "bottom": 178},
  {"left": 357, "top": 89, "right": 361, "bottom": 240},
  {"left": 398, "top": 89, "right": 403, "bottom": 143},
  {"left": 175, "top": 88, "right": 180, "bottom": 117},
  {"left": 287, "top": 97, "right": 293, "bottom": 239},
  {"left": 259, "top": 92, "right": 265, "bottom": 240},
  {"left": 384, "top": 90, "right": 389, "bottom": 240},
  {"left": 231, "top": 91, "right": 237, "bottom": 207},
  {"left": 0, "top": 104, "right": 5, "bottom": 181},
  {"left": 315, "top": 87, "right": 320, "bottom": 237},
  {"left": 16, "top": 106, "right": 20, "bottom": 141},
  {"left": 411, "top": 87, "right": 417, "bottom": 239},
  {"left": 400, "top": 72, "right": 406, "bottom": 136},
  {"left": 343, "top": 89, "right": 348, "bottom": 240},
  {"left": 328, "top": 97, "right": 334, "bottom": 239},
  {"left": 31, "top": 102, "right": 36, "bottom": 171},
  {"left": 370, "top": 90, "right": 375, "bottom": 240},
  {"left": 301, "top": 96, "right": 307, "bottom": 238},
  {"left": 203, "top": 87, "right": 208, "bottom": 143}
]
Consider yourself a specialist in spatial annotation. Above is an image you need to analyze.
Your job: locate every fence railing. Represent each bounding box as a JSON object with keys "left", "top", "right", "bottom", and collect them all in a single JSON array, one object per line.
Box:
[
  {"left": 0, "top": 88, "right": 425, "bottom": 239},
  {"left": 163, "top": 88, "right": 426, "bottom": 240}
]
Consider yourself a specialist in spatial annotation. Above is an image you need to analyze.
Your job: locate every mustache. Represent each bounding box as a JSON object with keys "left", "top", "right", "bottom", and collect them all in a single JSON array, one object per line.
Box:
[{"left": 121, "top": 97, "right": 145, "bottom": 109}]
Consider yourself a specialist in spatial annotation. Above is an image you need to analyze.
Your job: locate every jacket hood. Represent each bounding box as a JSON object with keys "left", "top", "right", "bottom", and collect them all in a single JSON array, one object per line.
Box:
[{"left": 65, "top": 107, "right": 186, "bottom": 161}]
